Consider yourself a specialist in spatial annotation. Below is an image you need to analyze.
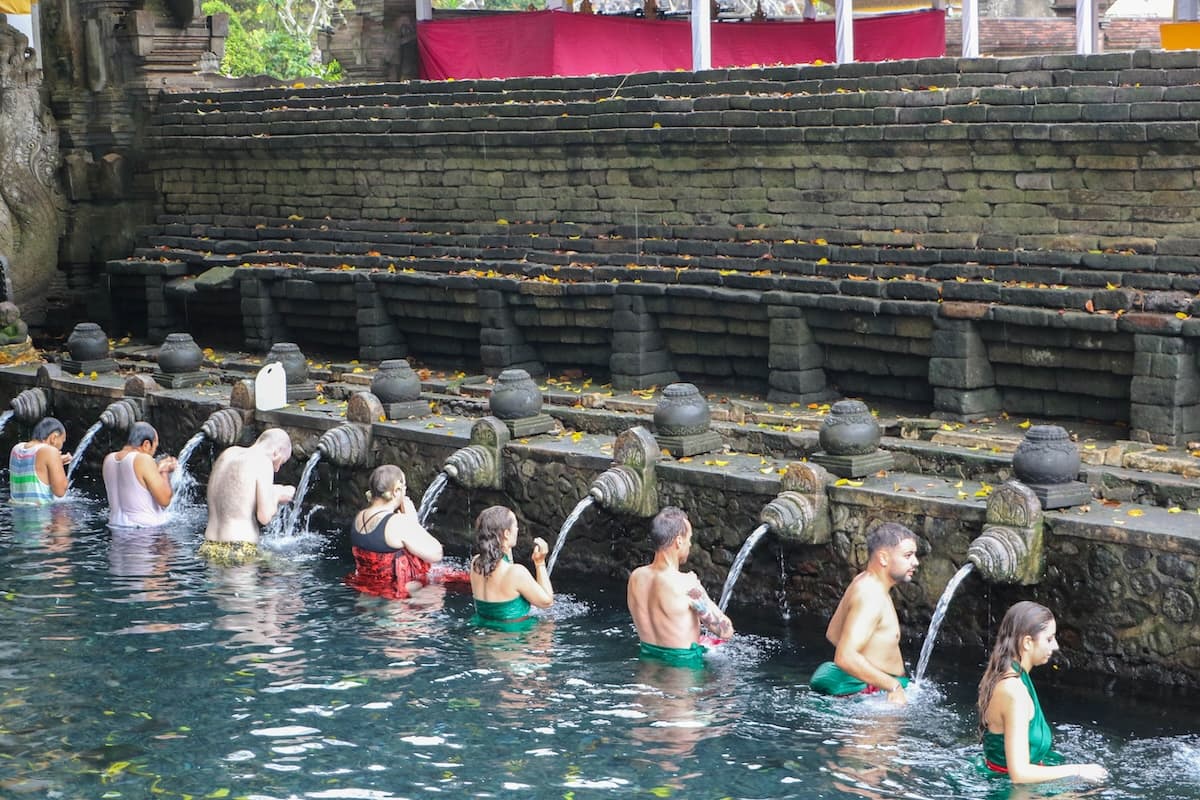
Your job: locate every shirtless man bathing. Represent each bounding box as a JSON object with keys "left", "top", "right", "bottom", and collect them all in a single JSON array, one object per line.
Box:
[
  {"left": 812, "top": 522, "right": 920, "bottom": 703},
  {"left": 200, "top": 428, "right": 295, "bottom": 563},
  {"left": 628, "top": 506, "right": 734, "bottom": 669}
]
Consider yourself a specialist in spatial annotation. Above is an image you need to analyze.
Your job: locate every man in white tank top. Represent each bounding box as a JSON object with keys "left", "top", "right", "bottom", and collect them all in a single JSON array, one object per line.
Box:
[{"left": 102, "top": 422, "right": 178, "bottom": 528}]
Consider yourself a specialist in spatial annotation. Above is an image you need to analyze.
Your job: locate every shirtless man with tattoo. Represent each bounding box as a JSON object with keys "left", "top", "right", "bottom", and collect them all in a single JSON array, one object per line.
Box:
[{"left": 627, "top": 506, "right": 734, "bottom": 669}]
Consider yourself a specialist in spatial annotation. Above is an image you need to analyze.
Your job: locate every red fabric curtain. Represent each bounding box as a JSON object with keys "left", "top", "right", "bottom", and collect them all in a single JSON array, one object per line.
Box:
[{"left": 418, "top": 9, "right": 945, "bottom": 80}]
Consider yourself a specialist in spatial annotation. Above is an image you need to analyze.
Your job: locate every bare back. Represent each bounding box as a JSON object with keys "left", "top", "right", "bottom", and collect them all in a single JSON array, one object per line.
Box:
[
  {"left": 627, "top": 564, "right": 701, "bottom": 650},
  {"left": 204, "top": 445, "right": 276, "bottom": 543},
  {"left": 826, "top": 571, "right": 905, "bottom": 676}
]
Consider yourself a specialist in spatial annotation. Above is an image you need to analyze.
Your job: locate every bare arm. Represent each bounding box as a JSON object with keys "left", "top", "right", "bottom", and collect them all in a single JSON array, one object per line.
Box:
[
  {"left": 833, "top": 588, "right": 905, "bottom": 702},
  {"left": 514, "top": 537, "right": 553, "bottom": 608},
  {"left": 687, "top": 583, "right": 734, "bottom": 639},
  {"left": 135, "top": 453, "right": 174, "bottom": 508},
  {"left": 39, "top": 447, "right": 69, "bottom": 498},
  {"left": 999, "top": 682, "right": 1108, "bottom": 784},
  {"left": 387, "top": 496, "right": 443, "bottom": 563},
  {"left": 254, "top": 459, "right": 292, "bottom": 526}
]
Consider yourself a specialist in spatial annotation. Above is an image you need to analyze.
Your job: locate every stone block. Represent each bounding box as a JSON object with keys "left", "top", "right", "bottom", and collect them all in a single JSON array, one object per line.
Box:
[
  {"left": 768, "top": 344, "right": 825, "bottom": 371},
  {"left": 933, "top": 386, "right": 1002, "bottom": 416},
  {"left": 768, "top": 368, "right": 828, "bottom": 395},
  {"left": 929, "top": 356, "right": 996, "bottom": 389},
  {"left": 931, "top": 330, "right": 988, "bottom": 358},
  {"left": 610, "top": 351, "right": 674, "bottom": 374},
  {"left": 1130, "top": 375, "right": 1200, "bottom": 406}
]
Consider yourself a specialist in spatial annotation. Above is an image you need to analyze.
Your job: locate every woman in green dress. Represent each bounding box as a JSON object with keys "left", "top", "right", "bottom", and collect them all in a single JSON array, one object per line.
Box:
[
  {"left": 469, "top": 505, "right": 554, "bottom": 628},
  {"left": 977, "top": 601, "right": 1108, "bottom": 784}
]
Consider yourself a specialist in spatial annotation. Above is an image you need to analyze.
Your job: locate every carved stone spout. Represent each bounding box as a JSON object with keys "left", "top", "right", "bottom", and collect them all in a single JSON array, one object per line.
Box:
[
  {"left": 99, "top": 398, "right": 143, "bottom": 433},
  {"left": 443, "top": 417, "right": 510, "bottom": 490},
  {"left": 967, "top": 480, "right": 1045, "bottom": 585},
  {"left": 759, "top": 462, "right": 831, "bottom": 544},
  {"left": 10, "top": 386, "right": 49, "bottom": 423},
  {"left": 588, "top": 426, "right": 660, "bottom": 518},
  {"left": 201, "top": 407, "right": 247, "bottom": 447},
  {"left": 317, "top": 423, "right": 370, "bottom": 467}
]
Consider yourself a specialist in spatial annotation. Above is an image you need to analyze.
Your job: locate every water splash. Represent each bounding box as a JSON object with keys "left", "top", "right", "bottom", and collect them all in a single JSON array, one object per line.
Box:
[
  {"left": 913, "top": 562, "right": 977, "bottom": 685},
  {"left": 547, "top": 495, "right": 595, "bottom": 576},
  {"left": 167, "top": 431, "right": 207, "bottom": 513},
  {"left": 65, "top": 421, "right": 104, "bottom": 488},
  {"left": 0, "top": 409, "right": 13, "bottom": 439},
  {"left": 718, "top": 522, "right": 770, "bottom": 612},
  {"left": 417, "top": 472, "right": 449, "bottom": 527},
  {"left": 267, "top": 451, "right": 322, "bottom": 539}
]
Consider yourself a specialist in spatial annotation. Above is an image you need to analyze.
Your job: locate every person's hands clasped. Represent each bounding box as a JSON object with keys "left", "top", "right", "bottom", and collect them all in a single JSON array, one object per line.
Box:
[
  {"left": 276, "top": 484, "right": 296, "bottom": 505},
  {"left": 60, "top": 451, "right": 73, "bottom": 466}
]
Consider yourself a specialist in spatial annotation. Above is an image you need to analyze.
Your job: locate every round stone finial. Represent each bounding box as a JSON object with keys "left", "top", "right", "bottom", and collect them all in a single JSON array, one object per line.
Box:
[
  {"left": 818, "top": 399, "right": 881, "bottom": 456},
  {"left": 157, "top": 332, "right": 204, "bottom": 374},
  {"left": 1012, "top": 425, "right": 1080, "bottom": 486},
  {"left": 371, "top": 359, "right": 421, "bottom": 403},
  {"left": 266, "top": 342, "right": 308, "bottom": 385},
  {"left": 66, "top": 322, "right": 109, "bottom": 361},
  {"left": 652, "top": 383, "right": 711, "bottom": 437},
  {"left": 488, "top": 368, "right": 542, "bottom": 420}
]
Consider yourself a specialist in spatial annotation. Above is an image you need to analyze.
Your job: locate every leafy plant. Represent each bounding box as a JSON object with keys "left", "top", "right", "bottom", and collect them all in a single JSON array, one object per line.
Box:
[{"left": 202, "top": 0, "right": 345, "bottom": 80}]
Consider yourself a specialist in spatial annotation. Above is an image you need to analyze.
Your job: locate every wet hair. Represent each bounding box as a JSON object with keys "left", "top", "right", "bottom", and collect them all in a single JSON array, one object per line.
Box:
[
  {"left": 367, "top": 464, "right": 405, "bottom": 501},
  {"left": 866, "top": 522, "right": 916, "bottom": 558},
  {"left": 474, "top": 505, "right": 516, "bottom": 578},
  {"left": 649, "top": 506, "right": 690, "bottom": 551},
  {"left": 254, "top": 427, "right": 292, "bottom": 461},
  {"left": 31, "top": 417, "right": 65, "bottom": 441},
  {"left": 126, "top": 421, "right": 158, "bottom": 448},
  {"left": 976, "top": 601, "right": 1055, "bottom": 738}
]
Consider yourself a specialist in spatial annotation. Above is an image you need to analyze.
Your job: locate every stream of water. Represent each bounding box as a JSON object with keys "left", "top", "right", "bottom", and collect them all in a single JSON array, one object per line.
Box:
[
  {"left": 64, "top": 420, "right": 103, "bottom": 488},
  {"left": 546, "top": 495, "right": 595, "bottom": 576},
  {"left": 718, "top": 522, "right": 770, "bottom": 612},
  {"left": 914, "top": 562, "right": 978, "bottom": 685},
  {"left": 417, "top": 471, "right": 449, "bottom": 527}
]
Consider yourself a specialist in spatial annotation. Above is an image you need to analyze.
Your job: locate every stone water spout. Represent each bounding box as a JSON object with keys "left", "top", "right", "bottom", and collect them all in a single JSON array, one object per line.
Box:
[
  {"left": 316, "top": 391, "right": 382, "bottom": 467},
  {"left": 588, "top": 426, "right": 660, "bottom": 518},
  {"left": 98, "top": 397, "right": 143, "bottom": 434},
  {"left": 758, "top": 462, "right": 832, "bottom": 544},
  {"left": 201, "top": 407, "right": 248, "bottom": 447},
  {"left": 967, "top": 480, "right": 1045, "bottom": 585},
  {"left": 443, "top": 416, "right": 511, "bottom": 490},
  {"left": 10, "top": 386, "right": 49, "bottom": 423}
]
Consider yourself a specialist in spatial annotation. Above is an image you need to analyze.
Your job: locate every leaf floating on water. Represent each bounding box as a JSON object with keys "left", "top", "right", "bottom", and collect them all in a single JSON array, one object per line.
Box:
[
  {"left": 206, "top": 790, "right": 231, "bottom": 799},
  {"left": 649, "top": 788, "right": 673, "bottom": 798}
]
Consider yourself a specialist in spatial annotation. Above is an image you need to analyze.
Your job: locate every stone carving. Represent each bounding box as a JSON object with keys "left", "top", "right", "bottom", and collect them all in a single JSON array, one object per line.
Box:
[
  {"left": 967, "top": 480, "right": 1045, "bottom": 585},
  {"left": 818, "top": 400, "right": 881, "bottom": 455},
  {"left": 443, "top": 417, "right": 511, "bottom": 491},
  {"left": 0, "top": 21, "right": 65, "bottom": 324},
  {"left": 0, "top": 299, "right": 35, "bottom": 365},
  {"left": 653, "top": 383, "right": 711, "bottom": 437},
  {"left": 318, "top": 423, "right": 372, "bottom": 467},
  {"left": 590, "top": 426, "right": 660, "bottom": 517}
]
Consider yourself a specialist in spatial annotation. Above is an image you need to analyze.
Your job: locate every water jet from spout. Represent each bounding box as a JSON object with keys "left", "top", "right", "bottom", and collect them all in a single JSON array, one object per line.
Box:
[
  {"left": 913, "top": 562, "right": 976, "bottom": 685},
  {"left": 267, "top": 451, "right": 322, "bottom": 538},
  {"left": 167, "top": 430, "right": 208, "bottom": 513},
  {"left": 546, "top": 495, "right": 595, "bottom": 576},
  {"left": 417, "top": 472, "right": 450, "bottom": 526},
  {"left": 65, "top": 421, "right": 104, "bottom": 488},
  {"left": 718, "top": 522, "right": 770, "bottom": 612}
]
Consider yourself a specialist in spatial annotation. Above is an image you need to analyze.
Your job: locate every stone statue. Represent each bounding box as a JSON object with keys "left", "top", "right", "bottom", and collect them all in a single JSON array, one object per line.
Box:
[
  {"left": 0, "top": 20, "right": 65, "bottom": 326},
  {"left": 0, "top": 301, "right": 29, "bottom": 344},
  {"left": 0, "top": 298, "right": 36, "bottom": 365}
]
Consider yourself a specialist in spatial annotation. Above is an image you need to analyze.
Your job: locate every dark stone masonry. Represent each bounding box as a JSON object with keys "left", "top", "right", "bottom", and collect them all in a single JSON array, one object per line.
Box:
[{"left": 108, "top": 50, "right": 1200, "bottom": 445}]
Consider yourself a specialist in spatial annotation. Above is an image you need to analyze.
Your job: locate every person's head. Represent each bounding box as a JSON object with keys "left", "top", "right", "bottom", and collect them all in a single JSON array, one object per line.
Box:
[
  {"left": 31, "top": 417, "right": 65, "bottom": 447},
  {"left": 649, "top": 506, "right": 692, "bottom": 557},
  {"left": 366, "top": 464, "right": 406, "bottom": 502},
  {"left": 474, "top": 505, "right": 517, "bottom": 578},
  {"left": 866, "top": 522, "right": 919, "bottom": 584},
  {"left": 977, "top": 601, "right": 1057, "bottom": 734},
  {"left": 254, "top": 428, "right": 292, "bottom": 471},
  {"left": 125, "top": 421, "right": 159, "bottom": 453}
]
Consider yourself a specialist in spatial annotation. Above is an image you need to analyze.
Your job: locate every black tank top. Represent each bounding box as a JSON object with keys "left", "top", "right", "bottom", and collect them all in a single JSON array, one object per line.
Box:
[{"left": 351, "top": 510, "right": 402, "bottom": 554}]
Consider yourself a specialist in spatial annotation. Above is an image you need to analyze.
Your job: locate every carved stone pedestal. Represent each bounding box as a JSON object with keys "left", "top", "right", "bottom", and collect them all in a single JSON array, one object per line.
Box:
[
  {"left": 656, "top": 431, "right": 724, "bottom": 458},
  {"left": 152, "top": 370, "right": 207, "bottom": 389},
  {"left": 811, "top": 450, "right": 895, "bottom": 479},
  {"left": 61, "top": 357, "right": 117, "bottom": 375},
  {"left": 1025, "top": 481, "right": 1093, "bottom": 510},
  {"left": 502, "top": 413, "right": 556, "bottom": 438}
]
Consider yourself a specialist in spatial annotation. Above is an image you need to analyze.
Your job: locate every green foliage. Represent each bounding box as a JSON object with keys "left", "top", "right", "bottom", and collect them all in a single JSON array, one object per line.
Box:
[{"left": 202, "top": 0, "right": 343, "bottom": 81}]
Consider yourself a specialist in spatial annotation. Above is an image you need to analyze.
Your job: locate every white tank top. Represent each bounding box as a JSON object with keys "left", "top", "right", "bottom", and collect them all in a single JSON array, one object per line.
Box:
[{"left": 103, "top": 452, "right": 169, "bottom": 528}]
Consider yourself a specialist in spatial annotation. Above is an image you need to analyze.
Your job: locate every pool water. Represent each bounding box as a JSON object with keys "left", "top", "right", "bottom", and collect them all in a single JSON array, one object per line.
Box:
[{"left": 0, "top": 491, "right": 1197, "bottom": 800}]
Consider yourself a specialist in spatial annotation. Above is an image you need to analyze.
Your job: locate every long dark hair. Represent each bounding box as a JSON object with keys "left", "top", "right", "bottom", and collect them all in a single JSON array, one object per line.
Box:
[
  {"left": 473, "top": 505, "right": 515, "bottom": 578},
  {"left": 977, "top": 601, "right": 1055, "bottom": 737}
]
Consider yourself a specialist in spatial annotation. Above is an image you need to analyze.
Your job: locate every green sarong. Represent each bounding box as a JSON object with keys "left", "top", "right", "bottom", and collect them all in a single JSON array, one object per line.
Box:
[
  {"left": 982, "top": 661, "right": 1064, "bottom": 772},
  {"left": 472, "top": 594, "right": 536, "bottom": 632},
  {"left": 638, "top": 640, "right": 707, "bottom": 669},
  {"left": 810, "top": 661, "right": 910, "bottom": 696}
]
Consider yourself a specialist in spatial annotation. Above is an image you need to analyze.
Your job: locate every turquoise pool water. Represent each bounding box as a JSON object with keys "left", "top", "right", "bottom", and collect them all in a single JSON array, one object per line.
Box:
[{"left": 0, "top": 492, "right": 1197, "bottom": 800}]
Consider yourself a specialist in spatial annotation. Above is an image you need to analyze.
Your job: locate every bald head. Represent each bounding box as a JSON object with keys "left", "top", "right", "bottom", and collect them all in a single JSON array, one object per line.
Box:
[{"left": 254, "top": 428, "right": 292, "bottom": 471}]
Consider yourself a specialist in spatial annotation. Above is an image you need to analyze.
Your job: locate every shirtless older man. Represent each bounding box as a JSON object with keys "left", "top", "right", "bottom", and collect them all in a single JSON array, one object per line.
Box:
[
  {"left": 812, "top": 522, "right": 919, "bottom": 703},
  {"left": 628, "top": 506, "right": 734, "bottom": 669},
  {"left": 199, "top": 428, "right": 294, "bottom": 562}
]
